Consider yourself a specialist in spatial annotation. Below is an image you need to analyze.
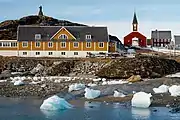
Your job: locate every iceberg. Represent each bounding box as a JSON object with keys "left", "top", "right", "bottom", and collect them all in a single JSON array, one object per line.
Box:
[
  {"left": 113, "top": 90, "right": 126, "bottom": 97},
  {"left": 169, "top": 85, "right": 180, "bottom": 97},
  {"left": 131, "top": 92, "right": 152, "bottom": 108},
  {"left": 153, "top": 84, "right": 169, "bottom": 94},
  {"left": 84, "top": 88, "right": 101, "bottom": 99},
  {"left": 68, "top": 83, "right": 86, "bottom": 92},
  {"left": 40, "top": 95, "right": 73, "bottom": 111}
]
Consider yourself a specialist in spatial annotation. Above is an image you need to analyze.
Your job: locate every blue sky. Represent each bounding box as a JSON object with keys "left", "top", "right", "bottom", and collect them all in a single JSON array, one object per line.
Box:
[{"left": 0, "top": 0, "right": 180, "bottom": 41}]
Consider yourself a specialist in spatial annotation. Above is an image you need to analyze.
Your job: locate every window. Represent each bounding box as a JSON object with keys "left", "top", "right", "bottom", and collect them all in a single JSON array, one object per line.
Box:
[
  {"left": 36, "top": 52, "right": 40, "bottom": 55},
  {"left": 3, "top": 42, "right": 10, "bottom": 47},
  {"left": 73, "top": 42, "right": 79, "bottom": 48},
  {"left": 23, "top": 52, "right": 27, "bottom": 55},
  {"left": 61, "top": 52, "right": 66, "bottom": 55},
  {"left": 59, "top": 34, "right": 68, "bottom": 39},
  {"left": 74, "top": 52, "right": 78, "bottom": 55},
  {"left": 86, "top": 42, "right": 91, "bottom": 48},
  {"left": 48, "top": 42, "right": 53, "bottom": 48},
  {"left": 86, "top": 35, "right": 91, "bottom": 39},
  {"left": 48, "top": 52, "right": 53, "bottom": 55},
  {"left": 22, "top": 42, "right": 28, "bottom": 48},
  {"left": 11, "top": 42, "right": 17, "bottom": 47},
  {"left": 35, "top": 34, "right": 41, "bottom": 40},
  {"left": 99, "top": 42, "right": 104, "bottom": 48},
  {"left": 61, "top": 42, "right": 66, "bottom": 48},
  {"left": 35, "top": 42, "right": 41, "bottom": 48},
  {"left": 0, "top": 42, "right": 2, "bottom": 47}
]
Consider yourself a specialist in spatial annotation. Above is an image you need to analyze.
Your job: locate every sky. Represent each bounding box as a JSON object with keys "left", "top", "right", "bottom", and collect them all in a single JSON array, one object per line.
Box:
[{"left": 0, "top": 0, "right": 180, "bottom": 42}]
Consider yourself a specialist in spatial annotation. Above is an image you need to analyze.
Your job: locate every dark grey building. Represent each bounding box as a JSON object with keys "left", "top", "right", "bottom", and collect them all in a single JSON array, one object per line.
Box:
[
  {"left": 151, "top": 30, "right": 171, "bottom": 47},
  {"left": 174, "top": 35, "right": 180, "bottom": 48}
]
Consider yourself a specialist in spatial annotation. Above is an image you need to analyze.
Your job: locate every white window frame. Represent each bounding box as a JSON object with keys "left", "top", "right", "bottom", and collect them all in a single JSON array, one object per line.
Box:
[
  {"left": 35, "top": 34, "right": 41, "bottom": 40},
  {"left": 36, "top": 52, "right": 40, "bottom": 55},
  {"left": 22, "top": 42, "right": 28, "bottom": 48},
  {"left": 35, "top": 42, "right": 41, "bottom": 48},
  {"left": 86, "top": 42, "right": 91, "bottom": 48},
  {"left": 61, "top": 42, "right": 66, "bottom": 48},
  {"left": 99, "top": 42, "right": 104, "bottom": 48},
  {"left": 86, "top": 35, "right": 91, "bottom": 39},
  {"left": 23, "top": 52, "right": 27, "bottom": 55},
  {"left": 2, "top": 42, "right": 10, "bottom": 47},
  {"left": 74, "top": 52, "right": 78, "bottom": 55},
  {"left": 48, "top": 52, "right": 53, "bottom": 55},
  {"left": 61, "top": 52, "right": 66, "bottom": 55},
  {"left": 48, "top": 42, "right": 53, "bottom": 48},
  {"left": 59, "top": 34, "right": 68, "bottom": 40},
  {"left": 11, "top": 42, "right": 17, "bottom": 47},
  {"left": 73, "top": 42, "right": 79, "bottom": 48}
]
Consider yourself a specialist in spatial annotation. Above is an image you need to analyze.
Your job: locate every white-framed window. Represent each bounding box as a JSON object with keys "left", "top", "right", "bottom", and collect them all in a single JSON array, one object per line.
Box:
[
  {"left": 0, "top": 42, "right": 2, "bottom": 47},
  {"left": 61, "top": 52, "right": 66, "bottom": 55},
  {"left": 36, "top": 52, "right": 40, "bottom": 55},
  {"left": 23, "top": 52, "right": 27, "bottom": 55},
  {"left": 73, "top": 42, "right": 79, "bottom": 48},
  {"left": 11, "top": 42, "right": 17, "bottom": 47},
  {"left": 35, "top": 34, "right": 41, "bottom": 40},
  {"left": 61, "top": 42, "right": 66, "bottom": 48},
  {"left": 74, "top": 52, "right": 78, "bottom": 55},
  {"left": 48, "top": 42, "right": 53, "bottom": 48},
  {"left": 86, "top": 42, "right": 91, "bottom": 48},
  {"left": 86, "top": 35, "right": 91, "bottom": 39},
  {"left": 99, "top": 42, "right": 104, "bottom": 48},
  {"left": 48, "top": 52, "right": 53, "bottom": 55},
  {"left": 35, "top": 42, "right": 41, "bottom": 48},
  {"left": 59, "top": 34, "right": 68, "bottom": 39},
  {"left": 22, "top": 42, "right": 28, "bottom": 48},
  {"left": 2, "top": 42, "right": 10, "bottom": 47}
]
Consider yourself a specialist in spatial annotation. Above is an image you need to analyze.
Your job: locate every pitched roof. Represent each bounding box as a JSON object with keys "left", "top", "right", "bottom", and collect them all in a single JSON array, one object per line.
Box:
[
  {"left": 151, "top": 30, "right": 171, "bottom": 39},
  {"left": 132, "top": 12, "right": 138, "bottom": 24},
  {"left": 17, "top": 25, "right": 108, "bottom": 42},
  {"left": 174, "top": 35, "right": 180, "bottom": 45}
]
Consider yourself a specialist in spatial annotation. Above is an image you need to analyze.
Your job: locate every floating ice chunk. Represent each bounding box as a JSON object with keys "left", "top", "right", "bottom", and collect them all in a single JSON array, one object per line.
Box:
[
  {"left": 93, "top": 78, "right": 101, "bottom": 82},
  {"left": 107, "top": 80, "right": 128, "bottom": 85},
  {"left": 84, "top": 88, "right": 101, "bottom": 99},
  {"left": 14, "top": 80, "right": 24, "bottom": 86},
  {"left": 68, "top": 83, "right": 86, "bottom": 92},
  {"left": 166, "top": 72, "right": 180, "bottom": 78},
  {"left": 113, "top": 90, "right": 126, "bottom": 97},
  {"left": 102, "top": 78, "right": 106, "bottom": 82},
  {"left": 153, "top": 85, "right": 169, "bottom": 94},
  {"left": 102, "top": 81, "right": 107, "bottom": 85},
  {"left": 169, "top": 85, "right": 180, "bottom": 97},
  {"left": 131, "top": 92, "right": 152, "bottom": 108},
  {"left": 40, "top": 95, "right": 72, "bottom": 111},
  {"left": 88, "top": 83, "right": 97, "bottom": 87},
  {"left": 0, "top": 80, "right": 7, "bottom": 82}
]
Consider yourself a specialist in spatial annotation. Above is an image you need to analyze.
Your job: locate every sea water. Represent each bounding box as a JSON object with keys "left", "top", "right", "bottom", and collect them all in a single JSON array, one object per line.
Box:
[{"left": 0, "top": 97, "right": 180, "bottom": 120}]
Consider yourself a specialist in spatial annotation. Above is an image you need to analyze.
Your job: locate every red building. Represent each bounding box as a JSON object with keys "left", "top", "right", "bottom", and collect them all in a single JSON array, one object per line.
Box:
[{"left": 124, "top": 12, "right": 147, "bottom": 47}]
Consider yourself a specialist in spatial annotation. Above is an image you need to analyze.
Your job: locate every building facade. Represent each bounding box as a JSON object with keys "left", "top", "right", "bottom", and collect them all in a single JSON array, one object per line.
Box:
[
  {"left": 124, "top": 12, "right": 147, "bottom": 47},
  {"left": 151, "top": 30, "right": 171, "bottom": 47},
  {"left": 0, "top": 26, "right": 110, "bottom": 57}
]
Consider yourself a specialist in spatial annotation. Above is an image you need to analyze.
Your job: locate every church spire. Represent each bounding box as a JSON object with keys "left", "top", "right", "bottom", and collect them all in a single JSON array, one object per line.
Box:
[
  {"left": 38, "top": 6, "right": 44, "bottom": 16},
  {"left": 132, "top": 12, "right": 138, "bottom": 31}
]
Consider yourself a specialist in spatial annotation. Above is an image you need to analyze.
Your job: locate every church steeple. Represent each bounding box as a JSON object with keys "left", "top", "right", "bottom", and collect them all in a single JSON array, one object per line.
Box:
[
  {"left": 38, "top": 6, "right": 44, "bottom": 16},
  {"left": 132, "top": 12, "right": 138, "bottom": 31}
]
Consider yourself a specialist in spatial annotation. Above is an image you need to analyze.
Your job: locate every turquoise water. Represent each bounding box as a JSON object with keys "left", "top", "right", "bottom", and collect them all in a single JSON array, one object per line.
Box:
[{"left": 0, "top": 97, "right": 180, "bottom": 120}]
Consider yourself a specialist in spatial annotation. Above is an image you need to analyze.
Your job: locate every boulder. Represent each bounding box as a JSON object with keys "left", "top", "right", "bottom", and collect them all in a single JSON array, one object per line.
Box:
[{"left": 127, "top": 75, "right": 141, "bottom": 83}]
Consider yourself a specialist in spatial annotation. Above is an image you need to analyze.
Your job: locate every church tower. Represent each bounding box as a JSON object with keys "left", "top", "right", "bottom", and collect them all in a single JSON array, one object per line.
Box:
[
  {"left": 132, "top": 12, "right": 138, "bottom": 31},
  {"left": 38, "top": 6, "right": 44, "bottom": 16}
]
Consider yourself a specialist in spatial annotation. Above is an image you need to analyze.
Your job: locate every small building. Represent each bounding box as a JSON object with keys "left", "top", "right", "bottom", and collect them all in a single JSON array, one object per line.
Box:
[
  {"left": 124, "top": 12, "right": 147, "bottom": 47},
  {"left": 174, "top": 35, "right": 180, "bottom": 49},
  {"left": 151, "top": 30, "right": 171, "bottom": 47}
]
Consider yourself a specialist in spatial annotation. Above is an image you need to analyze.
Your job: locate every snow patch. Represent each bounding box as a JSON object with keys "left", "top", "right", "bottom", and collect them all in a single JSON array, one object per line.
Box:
[
  {"left": 84, "top": 88, "right": 101, "bottom": 99},
  {"left": 88, "top": 83, "right": 97, "bottom": 87},
  {"left": 113, "top": 91, "right": 126, "bottom": 97},
  {"left": 40, "top": 95, "right": 72, "bottom": 111},
  {"left": 14, "top": 80, "right": 24, "bottom": 86},
  {"left": 93, "top": 78, "right": 101, "bottom": 82},
  {"left": 131, "top": 92, "right": 152, "bottom": 108},
  {"left": 153, "top": 85, "right": 169, "bottom": 94}
]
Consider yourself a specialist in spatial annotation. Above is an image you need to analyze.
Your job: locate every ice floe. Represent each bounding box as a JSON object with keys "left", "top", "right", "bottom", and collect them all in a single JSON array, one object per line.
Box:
[
  {"left": 40, "top": 95, "right": 72, "bottom": 111},
  {"left": 166, "top": 72, "right": 180, "bottom": 78},
  {"left": 113, "top": 90, "right": 126, "bottom": 97},
  {"left": 84, "top": 88, "right": 101, "bottom": 99},
  {"left": 68, "top": 83, "right": 86, "bottom": 92},
  {"left": 131, "top": 92, "right": 152, "bottom": 108},
  {"left": 88, "top": 83, "right": 97, "bottom": 87},
  {"left": 153, "top": 85, "right": 169, "bottom": 94},
  {"left": 169, "top": 85, "right": 180, "bottom": 97}
]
